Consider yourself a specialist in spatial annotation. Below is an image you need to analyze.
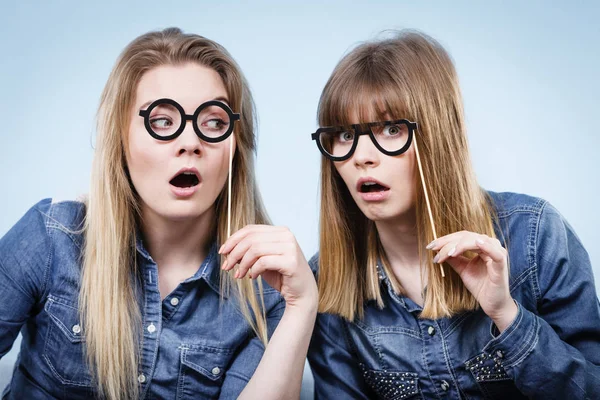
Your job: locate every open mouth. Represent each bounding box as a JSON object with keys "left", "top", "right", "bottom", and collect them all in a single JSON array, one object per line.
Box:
[
  {"left": 359, "top": 182, "right": 390, "bottom": 193},
  {"left": 170, "top": 171, "right": 200, "bottom": 188}
]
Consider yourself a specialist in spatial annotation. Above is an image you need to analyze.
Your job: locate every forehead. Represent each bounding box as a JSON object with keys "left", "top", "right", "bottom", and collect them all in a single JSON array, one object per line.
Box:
[
  {"left": 324, "top": 81, "right": 412, "bottom": 128},
  {"left": 136, "top": 63, "right": 228, "bottom": 110},
  {"left": 345, "top": 102, "right": 392, "bottom": 126}
]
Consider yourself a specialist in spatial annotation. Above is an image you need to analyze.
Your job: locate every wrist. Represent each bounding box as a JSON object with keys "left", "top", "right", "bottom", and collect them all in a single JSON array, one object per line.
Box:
[
  {"left": 285, "top": 292, "right": 318, "bottom": 317},
  {"left": 490, "top": 299, "right": 518, "bottom": 333}
]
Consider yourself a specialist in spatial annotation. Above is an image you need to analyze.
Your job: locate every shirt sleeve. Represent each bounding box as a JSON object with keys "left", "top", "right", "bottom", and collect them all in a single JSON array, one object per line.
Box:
[
  {"left": 0, "top": 199, "right": 53, "bottom": 359},
  {"left": 218, "top": 294, "right": 286, "bottom": 399},
  {"left": 484, "top": 201, "right": 600, "bottom": 399}
]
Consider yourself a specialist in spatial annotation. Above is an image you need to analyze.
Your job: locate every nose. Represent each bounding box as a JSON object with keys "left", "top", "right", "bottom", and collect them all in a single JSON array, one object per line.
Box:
[
  {"left": 352, "top": 132, "right": 380, "bottom": 168},
  {"left": 177, "top": 120, "right": 202, "bottom": 156}
]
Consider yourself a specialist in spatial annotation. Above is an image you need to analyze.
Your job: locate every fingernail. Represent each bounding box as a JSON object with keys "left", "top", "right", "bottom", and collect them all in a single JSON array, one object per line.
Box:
[
  {"left": 234, "top": 270, "right": 240, "bottom": 279},
  {"left": 426, "top": 241, "right": 436, "bottom": 250},
  {"left": 476, "top": 239, "right": 485, "bottom": 245},
  {"left": 447, "top": 247, "right": 456, "bottom": 257},
  {"left": 221, "top": 259, "right": 228, "bottom": 270},
  {"left": 433, "top": 254, "right": 440, "bottom": 263},
  {"left": 218, "top": 245, "right": 224, "bottom": 254}
]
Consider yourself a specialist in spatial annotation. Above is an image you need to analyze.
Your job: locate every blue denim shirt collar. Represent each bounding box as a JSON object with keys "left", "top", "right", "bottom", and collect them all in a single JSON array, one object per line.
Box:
[{"left": 376, "top": 261, "right": 423, "bottom": 314}]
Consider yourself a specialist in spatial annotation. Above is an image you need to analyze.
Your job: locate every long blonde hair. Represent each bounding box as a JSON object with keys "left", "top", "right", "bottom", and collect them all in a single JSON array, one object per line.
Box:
[
  {"left": 80, "top": 27, "right": 270, "bottom": 399},
  {"left": 317, "top": 30, "right": 496, "bottom": 321}
]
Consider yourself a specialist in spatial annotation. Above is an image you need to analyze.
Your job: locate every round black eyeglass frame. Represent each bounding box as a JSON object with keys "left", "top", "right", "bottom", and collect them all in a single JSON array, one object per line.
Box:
[
  {"left": 310, "top": 119, "right": 417, "bottom": 161},
  {"left": 138, "top": 98, "right": 240, "bottom": 142}
]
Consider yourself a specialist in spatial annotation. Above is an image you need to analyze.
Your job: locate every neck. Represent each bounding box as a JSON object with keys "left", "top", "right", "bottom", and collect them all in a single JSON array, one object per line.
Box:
[
  {"left": 139, "top": 206, "right": 215, "bottom": 271},
  {"left": 375, "top": 209, "right": 426, "bottom": 306},
  {"left": 375, "top": 209, "right": 420, "bottom": 270}
]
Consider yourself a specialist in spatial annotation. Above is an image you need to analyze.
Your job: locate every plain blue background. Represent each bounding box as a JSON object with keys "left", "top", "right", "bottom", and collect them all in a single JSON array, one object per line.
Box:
[{"left": 1, "top": 1, "right": 599, "bottom": 396}]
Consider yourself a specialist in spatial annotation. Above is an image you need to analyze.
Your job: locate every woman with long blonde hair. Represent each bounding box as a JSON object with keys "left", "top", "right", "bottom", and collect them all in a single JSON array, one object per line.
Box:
[
  {"left": 0, "top": 27, "right": 317, "bottom": 399},
  {"left": 307, "top": 30, "right": 600, "bottom": 399}
]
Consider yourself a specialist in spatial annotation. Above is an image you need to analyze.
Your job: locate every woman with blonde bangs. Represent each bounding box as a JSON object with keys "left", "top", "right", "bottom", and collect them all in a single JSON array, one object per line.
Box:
[
  {"left": 0, "top": 27, "right": 317, "bottom": 399},
  {"left": 307, "top": 30, "right": 600, "bottom": 399}
]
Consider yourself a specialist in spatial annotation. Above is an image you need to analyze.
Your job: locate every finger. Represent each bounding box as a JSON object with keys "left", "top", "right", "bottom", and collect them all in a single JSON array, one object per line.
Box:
[
  {"left": 475, "top": 238, "right": 507, "bottom": 264},
  {"left": 246, "top": 255, "right": 286, "bottom": 280},
  {"left": 219, "top": 225, "right": 258, "bottom": 257},
  {"left": 434, "top": 237, "right": 506, "bottom": 269},
  {"left": 235, "top": 242, "right": 287, "bottom": 279},
  {"left": 425, "top": 233, "right": 453, "bottom": 250},
  {"left": 432, "top": 241, "right": 460, "bottom": 264},
  {"left": 222, "top": 228, "right": 293, "bottom": 270},
  {"left": 427, "top": 231, "right": 482, "bottom": 251},
  {"left": 443, "top": 254, "right": 473, "bottom": 275},
  {"left": 220, "top": 225, "right": 288, "bottom": 255},
  {"left": 221, "top": 231, "right": 284, "bottom": 270},
  {"left": 222, "top": 236, "right": 251, "bottom": 271},
  {"left": 432, "top": 232, "right": 494, "bottom": 263}
]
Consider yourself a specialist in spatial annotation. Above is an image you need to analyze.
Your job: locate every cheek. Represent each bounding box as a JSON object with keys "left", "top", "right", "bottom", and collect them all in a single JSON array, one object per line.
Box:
[
  {"left": 127, "top": 130, "right": 163, "bottom": 186},
  {"left": 333, "top": 162, "right": 353, "bottom": 188},
  {"left": 204, "top": 141, "right": 234, "bottom": 182},
  {"left": 393, "top": 151, "right": 418, "bottom": 196}
]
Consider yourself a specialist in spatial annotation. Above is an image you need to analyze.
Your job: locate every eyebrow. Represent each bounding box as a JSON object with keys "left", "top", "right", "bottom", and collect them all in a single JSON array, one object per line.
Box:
[{"left": 138, "top": 97, "right": 231, "bottom": 111}]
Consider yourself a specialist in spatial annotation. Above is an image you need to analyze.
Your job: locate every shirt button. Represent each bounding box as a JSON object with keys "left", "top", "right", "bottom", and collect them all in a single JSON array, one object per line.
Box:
[
  {"left": 147, "top": 323, "right": 156, "bottom": 333},
  {"left": 211, "top": 367, "right": 221, "bottom": 376},
  {"left": 427, "top": 326, "right": 435, "bottom": 336},
  {"left": 440, "top": 380, "right": 450, "bottom": 391},
  {"left": 72, "top": 324, "right": 81, "bottom": 334},
  {"left": 170, "top": 297, "right": 180, "bottom": 306},
  {"left": 138, "top": 373, "right": 146, "bottom": 383}
]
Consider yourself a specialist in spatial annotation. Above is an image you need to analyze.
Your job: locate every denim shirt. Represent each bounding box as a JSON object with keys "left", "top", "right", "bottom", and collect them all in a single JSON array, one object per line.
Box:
[
  {"left": 308, "top": 191, "right": 600, "bottom": 400},
  {"left": 0, "top": 198, "right": 285, "bottom": 399}
]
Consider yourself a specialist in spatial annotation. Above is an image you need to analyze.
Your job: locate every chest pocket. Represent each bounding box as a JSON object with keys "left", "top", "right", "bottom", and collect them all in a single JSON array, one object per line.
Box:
[
  {"left": 361, "top": 364, "right": 422, "bottom": 400},
  {"left": 465, "top": 352, "right": 523, "bottom": 400},
  {"left": 43, "top": 297, "right": 93, "bottom": 387},
  {"left": 177, "top": 343, "right": 233, "bottom": 400}
]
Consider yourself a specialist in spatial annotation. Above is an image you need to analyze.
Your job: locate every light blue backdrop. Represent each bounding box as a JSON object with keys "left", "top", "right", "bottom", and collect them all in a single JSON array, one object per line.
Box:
[{"left": 1, "top": 1, "right": 598, "bottom": 396}]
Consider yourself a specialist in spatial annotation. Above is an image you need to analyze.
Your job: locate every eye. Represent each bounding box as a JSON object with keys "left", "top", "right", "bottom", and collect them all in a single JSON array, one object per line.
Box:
[
  {"left": 150, "top": 117, "right": 173, "bottom": 129},
  {"left": 205, "top": 119, "right": 225, "bottom": 129},
  {"left": 337, "top": 131, "right": 355, "bottom": 142},
  {"left": 383, "top": 125, "right": 403, "bottom": 136}
]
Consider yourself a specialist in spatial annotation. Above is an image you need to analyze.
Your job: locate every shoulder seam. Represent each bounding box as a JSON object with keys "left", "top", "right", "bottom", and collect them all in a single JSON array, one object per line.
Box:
[
  {"left": 37, "top": 204, "right": 56, "bottom": 304},
  {"left": 39, "top": 201, "right": 85, "bottom": 252},
  {"left": 530, "top": 199, "right": 549, "bottom": 302},
  {"left": 496, "top": 197, "right": 546, "bottom": 219}
]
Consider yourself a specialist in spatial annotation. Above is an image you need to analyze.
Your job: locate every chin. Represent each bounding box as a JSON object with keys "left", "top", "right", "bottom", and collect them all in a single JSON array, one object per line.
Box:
[
  {"left": 169, "top": 203, "right": 212, "bottom": 220},
  {"left": 163, "top": 211, "right": 203, "bottom": 221},
  {"left": 358, "top": 205, "right": 391, "bottom": 222},
  {"left": 359, "top": 203, "right": 414, "bottom": 223},
  {"left": 143, "top": 199, "right": 212, "bottom": 222}
]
